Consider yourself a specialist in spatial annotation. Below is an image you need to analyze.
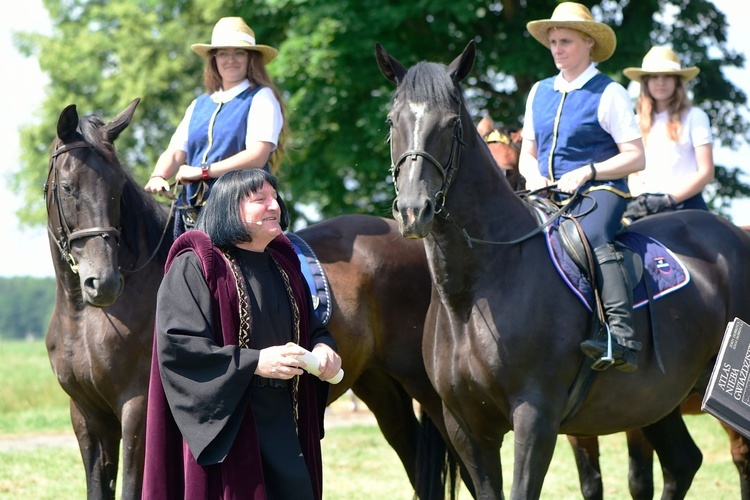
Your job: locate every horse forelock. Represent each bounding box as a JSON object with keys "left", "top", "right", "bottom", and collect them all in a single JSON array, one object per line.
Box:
[
  {"left": 78, "top": 115, "right": 119, "bottom": 166},
  {"left": 400, "top": 61, "right": 459, "bottom": 108}
]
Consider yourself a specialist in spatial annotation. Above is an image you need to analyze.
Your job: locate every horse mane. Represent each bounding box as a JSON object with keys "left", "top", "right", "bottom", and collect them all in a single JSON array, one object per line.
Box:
[
  {"left": 399, "top": 61, "right": 460, "bottom": 107},
  {"left": 119, "top": 180, "right": 173, "bottom": 265}
]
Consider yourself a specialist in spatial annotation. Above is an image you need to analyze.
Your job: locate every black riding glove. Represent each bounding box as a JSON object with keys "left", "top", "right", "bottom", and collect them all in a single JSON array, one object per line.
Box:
[
  {"left": 623, "top": 193, "right": 675, "bottom": 222},
  {"left": 645, "top": 193, "right": 674, "bottom": 213}
]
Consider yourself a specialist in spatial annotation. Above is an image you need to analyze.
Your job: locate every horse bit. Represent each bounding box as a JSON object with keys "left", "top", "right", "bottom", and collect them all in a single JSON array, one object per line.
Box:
[{"left": 44, "top": 141, "right": 121, "bottom": 274}]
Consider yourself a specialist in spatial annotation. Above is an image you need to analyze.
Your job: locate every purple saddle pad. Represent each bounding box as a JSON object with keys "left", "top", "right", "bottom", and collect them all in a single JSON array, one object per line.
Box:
[{"left": 542, "top": 215, "right": 690, "bottom": 312}]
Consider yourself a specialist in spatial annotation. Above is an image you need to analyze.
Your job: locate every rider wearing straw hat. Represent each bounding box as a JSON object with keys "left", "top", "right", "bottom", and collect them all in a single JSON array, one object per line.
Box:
[
  {"left": 623, "top": 46, "right": 714, "bottom": 219},
  {"left": 520, "top": 2, "right": 645, "bottom": 372},
  {"left": 145, "top": 17, "right": 288, "bottom": 238}
]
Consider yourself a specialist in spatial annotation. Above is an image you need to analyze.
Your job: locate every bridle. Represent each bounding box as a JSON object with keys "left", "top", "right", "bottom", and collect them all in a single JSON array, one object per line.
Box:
[
  {"left": 389, "top": 100, "right": 579, "bottom": 248},
  {"left": 390, "top": 115, "right": 465, "bottom": 215},
  {"left": 44, "top": 141, "right": 121, "bottom": 274}
]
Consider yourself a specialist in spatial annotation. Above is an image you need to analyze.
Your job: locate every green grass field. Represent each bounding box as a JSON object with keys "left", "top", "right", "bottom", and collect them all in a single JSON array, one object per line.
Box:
[{"left": 0, "top": 339, "right": 742, "bottom": 498}]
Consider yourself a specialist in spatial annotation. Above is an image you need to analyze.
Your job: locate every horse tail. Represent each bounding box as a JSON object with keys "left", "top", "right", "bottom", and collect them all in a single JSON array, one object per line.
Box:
[{"left": 415, "top": 408, "right": 459, "bottom": 500}]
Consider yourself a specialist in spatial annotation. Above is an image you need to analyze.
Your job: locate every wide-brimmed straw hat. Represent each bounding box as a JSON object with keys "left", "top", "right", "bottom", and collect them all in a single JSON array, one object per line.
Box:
[
  {"left": 526, "top": 2, "right": 616, "bottom": 63},
  {"left": 191, "top": 17, "right": 278, "bottom": 64},
  {"left": 623, "top": 46, "right": 700, "bottom": 82}
]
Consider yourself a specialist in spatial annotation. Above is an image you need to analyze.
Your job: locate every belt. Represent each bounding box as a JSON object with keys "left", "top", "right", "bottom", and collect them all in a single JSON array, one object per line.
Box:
[{"left": 253, "top": 376, "right": 289, "bottom": 388}]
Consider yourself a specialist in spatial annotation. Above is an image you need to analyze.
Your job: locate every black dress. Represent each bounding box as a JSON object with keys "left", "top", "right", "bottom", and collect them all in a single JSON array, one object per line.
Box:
[{"left": 156, "top": 247, "right": 333, "bottom": 499}]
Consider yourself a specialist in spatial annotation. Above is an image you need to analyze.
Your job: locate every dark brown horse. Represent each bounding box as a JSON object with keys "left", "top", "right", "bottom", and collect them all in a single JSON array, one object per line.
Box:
[
  {"left": 376, "top": 40, "right": 750, "bottom": 499},
  {"left": 44, "top": 99, "right": 457, "bottom": 499},
  {"left": 478, "top": 115, "right": 750, "bottom": 499},
  {"left": 45, "top": 98, "right": 169, "bottom": 500}
]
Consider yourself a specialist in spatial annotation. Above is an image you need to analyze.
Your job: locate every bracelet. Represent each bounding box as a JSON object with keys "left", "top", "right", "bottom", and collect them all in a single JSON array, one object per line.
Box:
[
  {"left": 150, "top": 174, "right": 167, "bottom": 180},
  {"left": 200, "top": 162, "right": 211, "bottom": 181},
  {"left": 588, "top": 163, "right": 597, "bottom": 181},
  {"left": 666, "top": 194, "right": 675, "bottom": 207}
]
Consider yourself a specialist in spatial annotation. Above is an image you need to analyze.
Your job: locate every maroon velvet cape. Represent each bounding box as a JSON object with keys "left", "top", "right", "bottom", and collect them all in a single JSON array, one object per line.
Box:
[{"left": 142, "top": 230, "right": 325, "bottom": 499}]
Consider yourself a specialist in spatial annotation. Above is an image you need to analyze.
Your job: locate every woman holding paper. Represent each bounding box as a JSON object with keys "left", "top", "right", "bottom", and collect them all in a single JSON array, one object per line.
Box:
[{"left": 143, "top": 168, "right": 341, "bottom": 499}]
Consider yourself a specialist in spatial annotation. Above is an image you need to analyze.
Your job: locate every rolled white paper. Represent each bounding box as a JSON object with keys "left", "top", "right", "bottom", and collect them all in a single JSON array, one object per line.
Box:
[{"left": 298, "top": 350, "right": 344, "bottom": 384}]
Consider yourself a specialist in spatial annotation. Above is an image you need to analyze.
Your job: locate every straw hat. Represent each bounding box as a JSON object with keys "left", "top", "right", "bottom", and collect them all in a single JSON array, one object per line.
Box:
[
  {"left": 526, "top": 2, "right": 616, "bottom": 63},
  {"left": 623, "top": 46, "right": 700, "bottom": 82},
  {"left": 191, "top": 17, "right": 278, "bottom": 64}
]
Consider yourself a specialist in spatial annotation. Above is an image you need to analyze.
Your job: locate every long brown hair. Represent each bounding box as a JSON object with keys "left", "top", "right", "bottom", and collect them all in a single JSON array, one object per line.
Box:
[
  {"left": 203, "top": 50, "right": 288, "bottom": 173},
  {"left": 636, "top": 75, "right": 691, "bottom": 144}
]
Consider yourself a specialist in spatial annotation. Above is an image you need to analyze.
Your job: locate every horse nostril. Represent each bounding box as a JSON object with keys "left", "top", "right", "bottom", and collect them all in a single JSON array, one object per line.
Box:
[{"left": 83, "top": 276, "right": 99, "bottom": 293}]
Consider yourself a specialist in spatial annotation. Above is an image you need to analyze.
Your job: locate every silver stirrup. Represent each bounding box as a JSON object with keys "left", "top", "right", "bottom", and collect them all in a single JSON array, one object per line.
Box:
[{"left": 591, "top": 323, "right": 615, "bottom": 370}]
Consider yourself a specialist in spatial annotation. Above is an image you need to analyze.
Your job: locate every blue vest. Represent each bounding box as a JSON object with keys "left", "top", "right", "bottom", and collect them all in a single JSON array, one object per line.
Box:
[
  {"left": 532, "top": 73, "right": 628, "bottom": 193},
  {"left": 184, "top": 85, "right": 269, "bottom": 204}
]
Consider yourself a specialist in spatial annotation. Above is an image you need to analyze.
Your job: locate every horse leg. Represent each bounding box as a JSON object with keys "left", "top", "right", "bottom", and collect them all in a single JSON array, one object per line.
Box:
[
  {"left": 350, "top": 370, "right": 422, "bottom": 489},
  {"left": 442, "top": 408, "right": 505, "bottom": 499},
  {"left": 566, "top": 435, "right": 603, "bottom": 500},
  {"left": 678, "top": 393, "right": 750, "bottom": 498},
  {"left": 510, "top": 403, "right": 558, "bottom": 500},
  {"left": 722, "top": 423, "right": 750, "bottom": 499},
  {"left": 626, "top": 428, "right": 655, "bottom": 500},
  {"left": 119, "top": 396, "right": 147, "bottom": 500},
  {"left": 640, "top": 407, "right": 702, "bottom": 499},
  {"left": 70, "top": 402, "right": 121, "bottom": 500}
]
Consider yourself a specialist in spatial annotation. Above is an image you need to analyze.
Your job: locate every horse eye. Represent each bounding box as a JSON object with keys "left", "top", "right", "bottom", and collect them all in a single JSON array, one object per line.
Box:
[
  {"left": 60, "top": 182, "right": 74, "bottom": 195},
  {"left": 386, "top": 117, "right": 393, "bottom": 127}
]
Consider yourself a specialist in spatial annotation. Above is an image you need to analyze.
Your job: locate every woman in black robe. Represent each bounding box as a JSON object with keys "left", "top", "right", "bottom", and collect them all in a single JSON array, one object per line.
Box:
[{"left": 143, "top": 169, "right": 341, "bottom": 500}]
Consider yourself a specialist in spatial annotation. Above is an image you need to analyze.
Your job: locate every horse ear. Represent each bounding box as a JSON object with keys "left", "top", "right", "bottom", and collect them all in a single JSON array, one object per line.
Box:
[
  {"left": 447, "top": 40, "right": 476, "bottom": 83},
  {"left": 105, "top": 98, "right": 141, "bottom": 142},
  {"left": 57, "top": 104, "right": 79, "bottom": 142},
  {"left": 375, "top": 42, "right": 407, "bottom": 84}
]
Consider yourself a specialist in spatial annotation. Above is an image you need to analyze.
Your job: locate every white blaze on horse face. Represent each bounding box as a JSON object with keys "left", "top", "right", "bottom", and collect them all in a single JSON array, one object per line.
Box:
[{"left": 408, "top": 101, "right": 428, "bottom": 184}]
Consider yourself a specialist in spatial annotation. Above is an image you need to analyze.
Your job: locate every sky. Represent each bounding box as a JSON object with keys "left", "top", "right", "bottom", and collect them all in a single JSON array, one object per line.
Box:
[{"left": 1, "top": 1, "right": 749, "bottom": 278}]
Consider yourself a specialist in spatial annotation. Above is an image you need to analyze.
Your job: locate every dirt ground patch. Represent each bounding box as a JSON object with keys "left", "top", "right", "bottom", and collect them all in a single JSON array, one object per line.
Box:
[{"left": 0, "top": 392, "right": 375, "bottom": 452}]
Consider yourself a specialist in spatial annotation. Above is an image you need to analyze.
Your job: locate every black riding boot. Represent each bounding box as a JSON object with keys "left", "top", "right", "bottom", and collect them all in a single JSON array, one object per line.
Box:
[{"left": 580, "top": 244, "right": 641, "bottom": 372}]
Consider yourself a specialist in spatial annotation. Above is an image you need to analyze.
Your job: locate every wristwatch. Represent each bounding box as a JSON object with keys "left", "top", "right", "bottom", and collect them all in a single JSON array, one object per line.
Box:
[{"left": 200, "top": 162, "right": 211, "bottom": 181}]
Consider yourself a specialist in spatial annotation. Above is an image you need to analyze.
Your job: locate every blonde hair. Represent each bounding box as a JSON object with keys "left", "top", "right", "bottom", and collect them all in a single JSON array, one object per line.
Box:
[
  {"left": 203, "top": 50, "right": 288, "bottom": 173},
  {"left": 636, "top": 75, "right": 691, "bottom": 144}
]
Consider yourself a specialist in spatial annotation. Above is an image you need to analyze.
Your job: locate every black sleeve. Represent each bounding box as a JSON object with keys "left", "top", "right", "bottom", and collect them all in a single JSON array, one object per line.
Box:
[{"left": 155, "top": 251, "right": 260, "bottom": 465}]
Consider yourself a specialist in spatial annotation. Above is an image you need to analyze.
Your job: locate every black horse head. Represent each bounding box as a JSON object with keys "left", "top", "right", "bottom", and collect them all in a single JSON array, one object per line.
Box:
[{"left": 45, "top": 99, "right": 139, "bottom": 307}]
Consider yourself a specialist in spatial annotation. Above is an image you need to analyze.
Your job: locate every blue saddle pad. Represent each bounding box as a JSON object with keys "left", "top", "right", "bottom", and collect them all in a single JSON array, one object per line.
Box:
[
  {"left": 537, "top": 209, "right": 691, "bottom": 312},
  {"left": 286, "top": 233, "right": 332, "bottom": 325}
]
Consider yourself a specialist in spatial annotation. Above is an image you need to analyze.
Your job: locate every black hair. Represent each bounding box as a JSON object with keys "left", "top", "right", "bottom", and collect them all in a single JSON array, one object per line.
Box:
[{"left": 195, "top": 169, "right": 289, "bottom": 248}]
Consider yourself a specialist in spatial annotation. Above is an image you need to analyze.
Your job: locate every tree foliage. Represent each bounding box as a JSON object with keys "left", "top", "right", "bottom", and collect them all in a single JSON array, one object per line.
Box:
[
  {"left": 12, "top": 0, "right": 749, "bottom": 227},
  {"left": 0, "top": 277, "right": 55, "bottom": 340}
]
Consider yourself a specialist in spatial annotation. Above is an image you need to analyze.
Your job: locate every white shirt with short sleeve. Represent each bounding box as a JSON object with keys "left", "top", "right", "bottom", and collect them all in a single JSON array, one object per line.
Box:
[{"left": 628, "top": 107, "right": 712, "bottom": 196}]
